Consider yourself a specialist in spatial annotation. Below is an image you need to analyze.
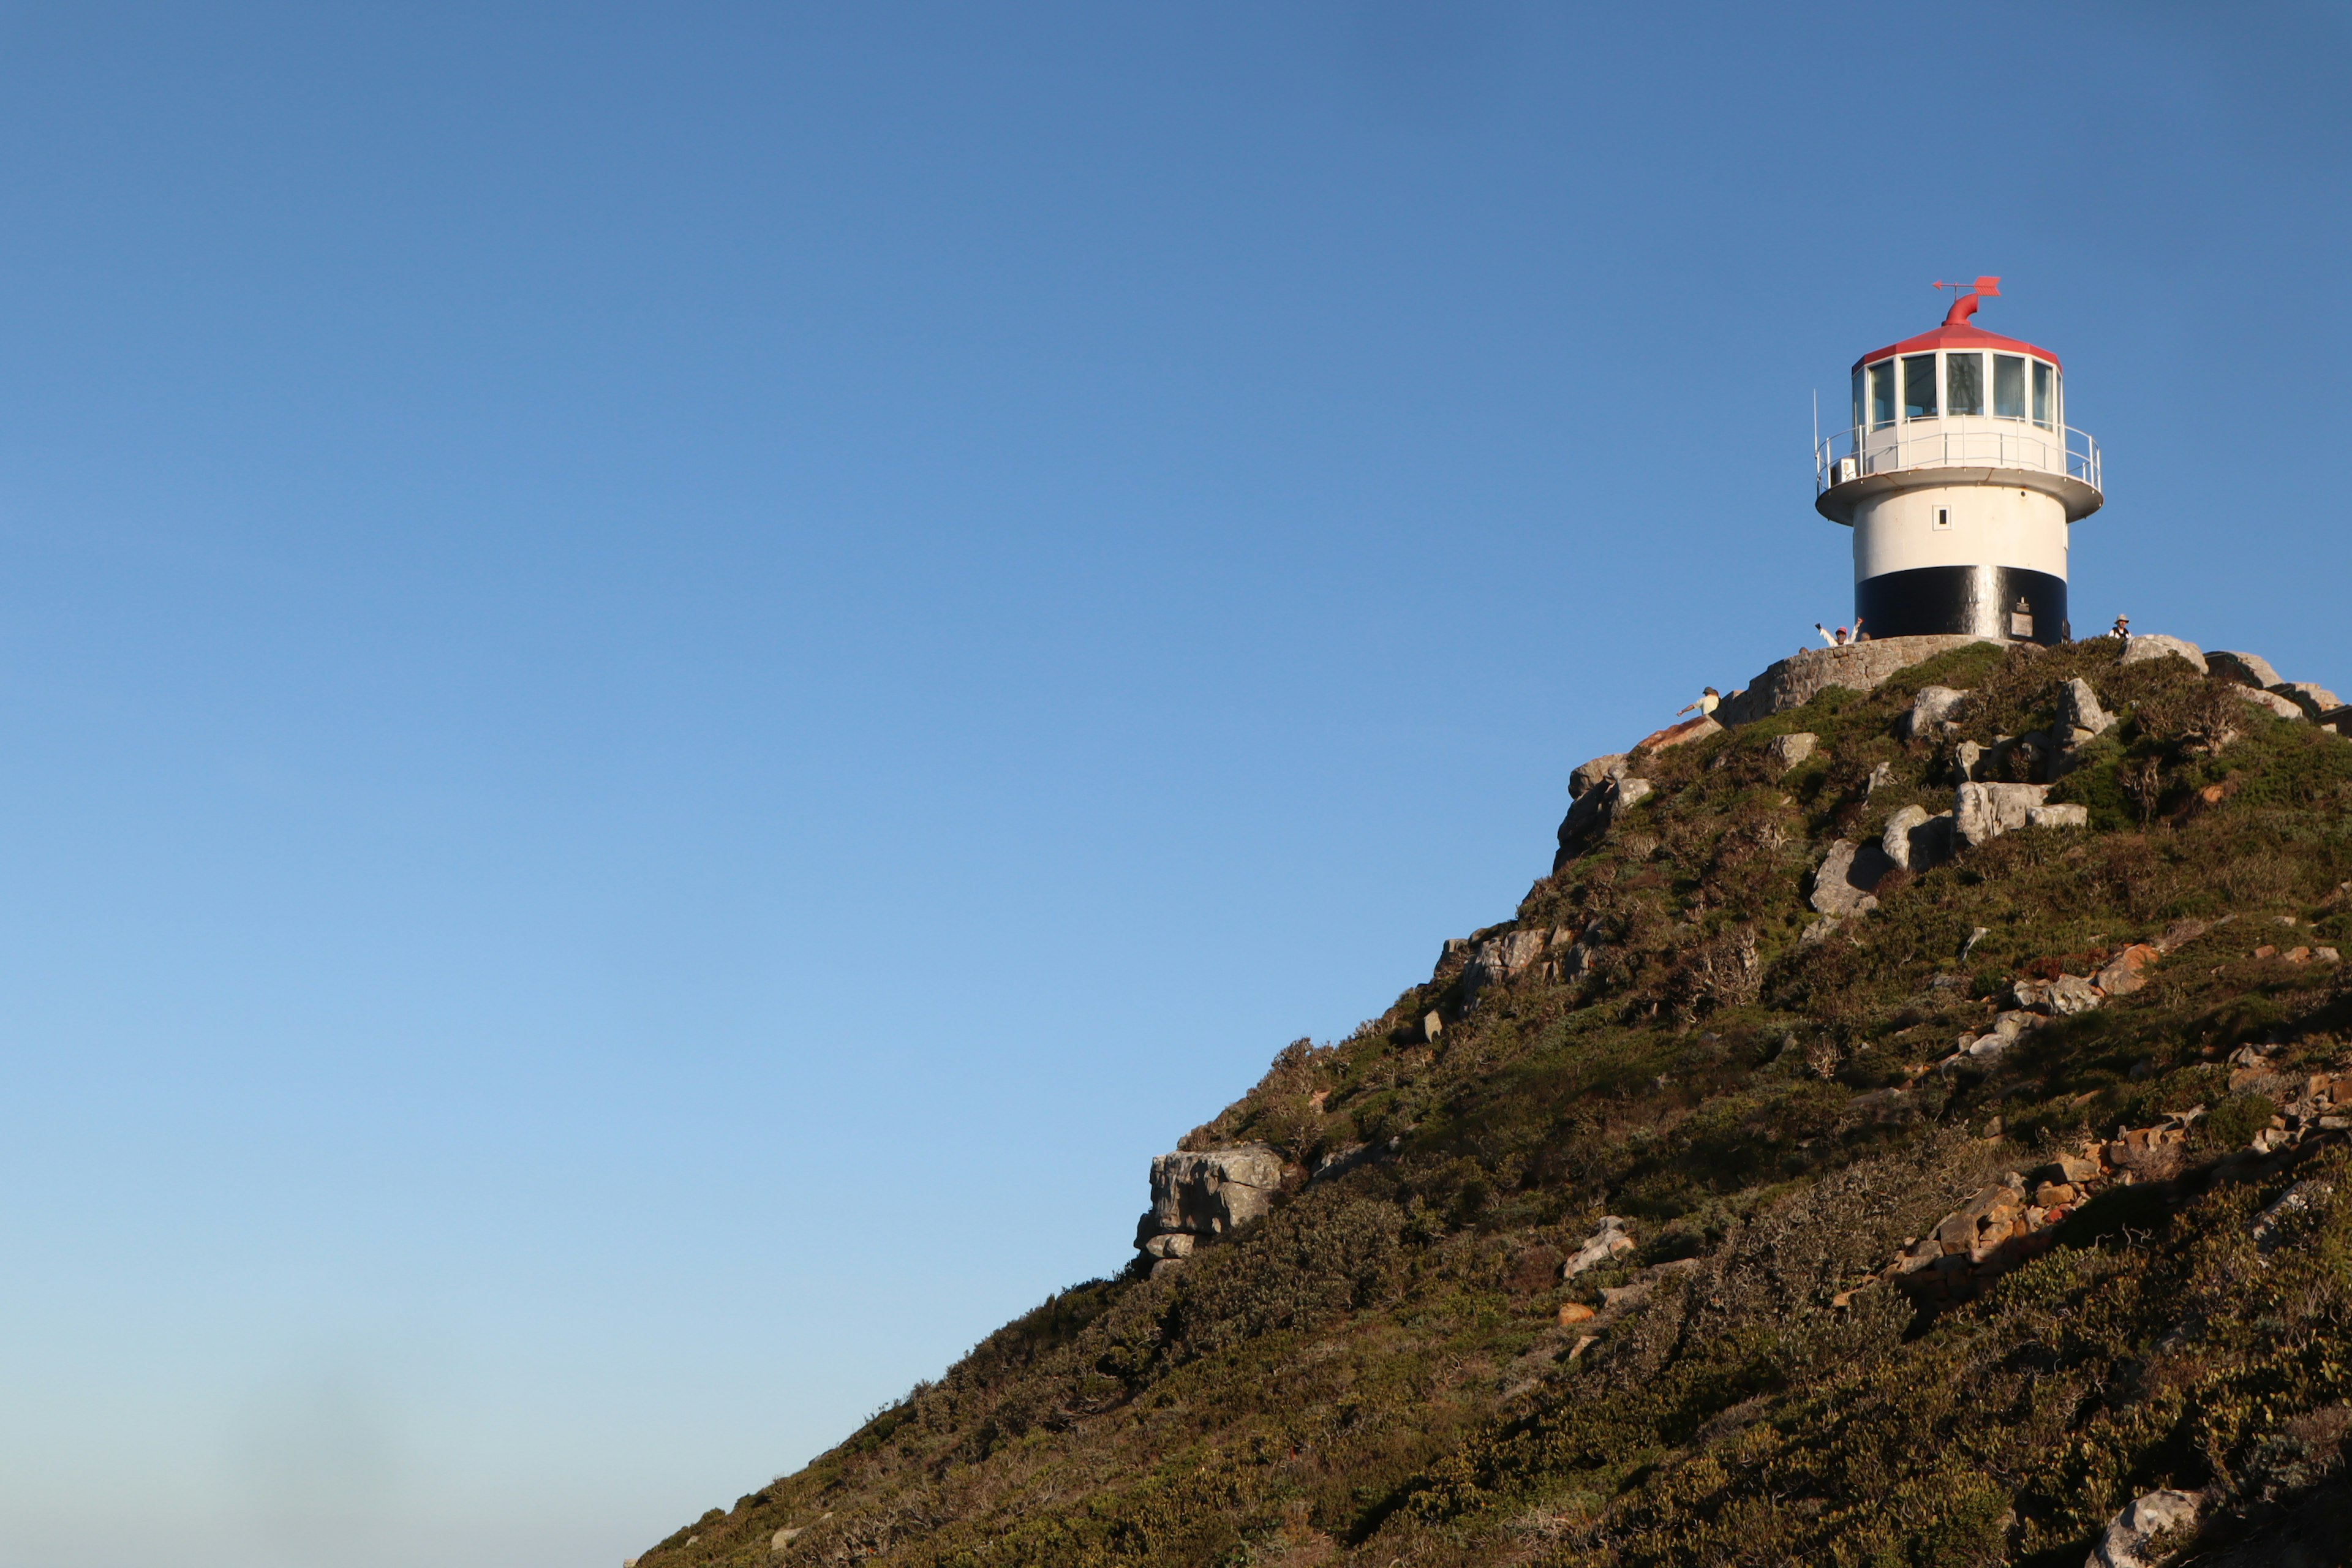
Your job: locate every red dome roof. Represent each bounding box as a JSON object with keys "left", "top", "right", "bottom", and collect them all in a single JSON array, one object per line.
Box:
[{"left": 1852, "top": 321, "right": 2060, "bottom": 373}]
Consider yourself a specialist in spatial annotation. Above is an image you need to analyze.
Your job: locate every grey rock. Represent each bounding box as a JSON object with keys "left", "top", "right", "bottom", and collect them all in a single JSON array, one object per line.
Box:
[
  {"left": 1880, "top": 805, "right": 1930, "bottom": 869},
  {"left": 2013, "top": 974, "right": 2102, "bottom": 1016},
  {"left": 1138, "top": 1144, "right": 1284, "bottom": 1253},
  {"left": 1799, "top": 916, "right": 1843, "bottom": 948},
  {"left": 2027, "top": 803, "right": 2090, "bottom": 829},
  {"left": 1765, "top": 731, "right": 1818, "bottom": 772},
  {"left": 1953, "top": 739, "right": 1985, "bottom": 782},
  {"left": 1569, "top": 753, "right": 1630, "bottom": 800},
  {"left": 1564, "top": 1216, "right": 1634, "bottom": 1278},
  {"left": 1463, "top": 928, "right": 1552, "bottom": 993},
  {"left": 2235, "top": 686, "right": 2305, "bottom": 721},
  {"left": 2117, "top": 633, "right": 2206, "bottom": 673},
  {"left": 1811, "top": 839, "right": 1891, "bottom": 917},
  {"left": 1714, "top": 635, "right": 1999, "bottom": 727},
  {"left": 2086, "top": 1488, "right": 2204, "bottom": 1568},
  {"left": 1553, "top": 774, "right": 1653, "bottom": 872},
  {"left": 1141, "top": 1232, "right": 1195, "bottom": 1260},
  {"left": 2270, "top": 682, "right": 2342, "bottom": 719},
  {"left": 2209, "top": 650, "right": 2283, "bottom": 690},
  {"left": 1954, "top": 781, "right": 2050, "bottom": 849},
  {"left": 1904, "top": 685, "right": 1970, "bottom": 739},
  {"left": 2056, "top": 677, "right": 2113, "bottom": 741}
]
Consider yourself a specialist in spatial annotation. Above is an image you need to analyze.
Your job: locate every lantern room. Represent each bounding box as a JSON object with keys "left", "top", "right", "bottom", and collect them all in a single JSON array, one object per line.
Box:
[{"left": 1814, "top": 278, "right": 2101, "bottom": 644}]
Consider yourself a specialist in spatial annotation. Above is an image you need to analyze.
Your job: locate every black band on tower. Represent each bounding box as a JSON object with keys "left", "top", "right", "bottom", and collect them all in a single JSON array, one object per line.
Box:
[{"left": 1855, "top": 565, "right": 2068, "bottom": 645}]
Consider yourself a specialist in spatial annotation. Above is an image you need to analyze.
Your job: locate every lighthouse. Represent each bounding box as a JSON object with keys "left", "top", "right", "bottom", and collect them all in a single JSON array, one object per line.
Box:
[{"left": 1814, "top": 279, "right": 2100, "bottom": 644}]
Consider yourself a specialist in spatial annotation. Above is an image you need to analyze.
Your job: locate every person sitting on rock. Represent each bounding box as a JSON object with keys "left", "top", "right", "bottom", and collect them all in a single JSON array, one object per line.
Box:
[{"left": 1676, "top": 686, "right": 1721, "bottom": 720}]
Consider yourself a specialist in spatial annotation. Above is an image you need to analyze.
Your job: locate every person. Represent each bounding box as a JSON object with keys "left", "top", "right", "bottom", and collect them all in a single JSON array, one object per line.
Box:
[
  {"left": 1815, "top": 622, "right": 1852, "bottom": 647},
  {"left": 1677, "top": 686, "right": 1721, "bottom": 720},
  {"left": 1852, "top": 616, "right": 1868, "bottom": 643},
  {"left": 2111, "top": 614, "right": 2130, "bottom": 639}
]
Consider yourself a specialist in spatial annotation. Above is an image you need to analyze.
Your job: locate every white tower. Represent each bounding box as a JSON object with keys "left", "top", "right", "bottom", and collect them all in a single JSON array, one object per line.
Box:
[{"left": 1814, "top": 279, "right": 2101, "bottom": 643}]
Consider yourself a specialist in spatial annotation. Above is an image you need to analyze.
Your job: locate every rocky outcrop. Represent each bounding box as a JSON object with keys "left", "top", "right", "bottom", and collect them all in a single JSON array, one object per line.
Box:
[
  {"left": 1765, "top": 732, "right": 1817, "bottom": 771},
  {"left": 2119, "top": 633, "right": 2206, "bottom": 673},
  {"left": 2272, "top": 682, "right": 2342, "bottom": 719},
  {"left": 2209, "top": 650, "right": 2284, "bottom": 690},
  {"left": 1713, "top": 635, "right": 1997, "bottom": 727},
  {"left": 1568, "top": 753, "right": 1630, "bottom": 800},
  {"left": 2086, "top": 1490, "right": 2205, "bottom": 1568},
  {"left": 2236, "top": 687, "right": 2305, "bottom": 721},
  {"left": 1634, "top": 714, "right": 1724, "bottom": 753},
  {"left": 1135, "top": 1145, "right": 1284, "bottom": 1274},
  {"left": 1553, "top": 774, "right": 1653, "bottom": 872}
]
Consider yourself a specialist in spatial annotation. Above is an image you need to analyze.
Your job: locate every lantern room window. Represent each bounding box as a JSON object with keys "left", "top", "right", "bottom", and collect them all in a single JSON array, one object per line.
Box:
[
  {"left": 1870, "top": 361, "right": 1895, "bottom": 428},
  {"left": 2032, "top": 361, "right": 2054, "bottom": 427},
  {"left": 1994, "top": 355, "right": 2026, "bottom": 419},
  {"left": 1946, "top": 352, "right": 1984, "bottom": 416},
  {"left": 1902, "top": 355, "right": 1937, "bottom": 419}
]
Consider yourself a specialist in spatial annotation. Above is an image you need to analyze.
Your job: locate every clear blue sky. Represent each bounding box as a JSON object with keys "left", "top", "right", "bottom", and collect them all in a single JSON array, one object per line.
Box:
[{"left": 1, "top": 5, "right": 2344, "bottom": 1565}]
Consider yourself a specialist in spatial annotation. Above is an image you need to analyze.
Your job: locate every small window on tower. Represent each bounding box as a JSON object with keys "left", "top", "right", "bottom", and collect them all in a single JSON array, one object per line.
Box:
[
  {"left": 1934, "top": 507, "right": 1951, "bottom": 530},
  {"left": 1902, "top": 355, "right": 1937, "bottom": 418},
  {"left": 2032, "top": 361, "right": 2053, "bottom": 427},
  {"left": 1870, "top": 361, "right": 1896, "bottom": 428},
  {"left": 1994, "top": 355, "right": 2026, "bottom": 418},
  {"left": 1851, "top": 366, "right": 1864, "bottom": 433},
  {"left": 1946, "top": 352, "right": 1984, "bottom": 415}
]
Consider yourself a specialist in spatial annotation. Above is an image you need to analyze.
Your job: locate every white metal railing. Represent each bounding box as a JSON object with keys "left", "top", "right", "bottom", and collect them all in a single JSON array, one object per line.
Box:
[{"left": 1815, "top": 419, "right": 2100, "bottom": 496}]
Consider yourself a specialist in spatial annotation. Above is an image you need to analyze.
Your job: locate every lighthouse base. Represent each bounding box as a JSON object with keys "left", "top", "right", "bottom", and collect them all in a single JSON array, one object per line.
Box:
[{"left": 1856, "top": 565, "right": 2068, "bottom": 646}]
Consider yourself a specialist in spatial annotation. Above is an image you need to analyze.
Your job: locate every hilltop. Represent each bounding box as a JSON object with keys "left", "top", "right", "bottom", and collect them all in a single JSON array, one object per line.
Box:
[{"left": 630, "top": 633, "right": 2352, "bottom": 1568}]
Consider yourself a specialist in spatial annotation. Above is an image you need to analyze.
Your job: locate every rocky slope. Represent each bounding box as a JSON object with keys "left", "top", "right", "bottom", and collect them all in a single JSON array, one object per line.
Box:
[{"left": 631, "top": 632, "right": 2352, "bottom": 1568}]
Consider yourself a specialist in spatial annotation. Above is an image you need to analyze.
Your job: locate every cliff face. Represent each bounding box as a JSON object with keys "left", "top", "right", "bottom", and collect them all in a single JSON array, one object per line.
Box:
[{"left": 633, "top": 635, "right": 2352, "bottom": 1568}]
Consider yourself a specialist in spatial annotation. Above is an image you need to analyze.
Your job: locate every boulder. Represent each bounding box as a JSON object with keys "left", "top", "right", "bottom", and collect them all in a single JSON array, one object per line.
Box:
[
  {"left": 1563, "top": 1216, "right": 1635, "bottom": 1278},
  {"left": 2056, "top": 677, "right": 2113, "bottom": 742},
  {"left": 1714, "top": 635, "right": 1999, "bottom": 726},
  {"left": 1904, "top": 685, "right": 1971, "bottom": 739},
  {"left": 2270, "top": 682, "right": 2342, "bottom": 720},
  {"left": 1569, "top": 754, "right": 1630, "bottom": 800},
  {"left": 1634, "top": 714, "right": 1723, "bottom": 753},
  {"left": 1954, "top": 781, "right": 2051, "bottom": 849},
  {"left": 2027, "top": 803, "right": 2090, "bottom": 829},
  {"left": 1880, "top": 805, "right": 1955, "bottom": 873},
  {"left": 1766, "top": 732, "right": 1818, "bottom": 772},
  {"left": 1138, "top": 1145, "right": 1284, "bottom": 1256},
  {"left": 2209, "top": 650, "right": 2284, "bottom": 690},
  {"left": 1811, "top": 839, "right": 1892, "bottom": 917},
  {"left": 2235, "top": 687, "right": 2305, "bottom": 721},
  {"left": 2117, "top": 633, "right": 2206, "bottom": 673},
  {"left": 2086, "top": 1489, "right": 2204, "bottom": 1568},
  {"left": 2094, "top": 944, "right": 2161, "bottom": 997}
]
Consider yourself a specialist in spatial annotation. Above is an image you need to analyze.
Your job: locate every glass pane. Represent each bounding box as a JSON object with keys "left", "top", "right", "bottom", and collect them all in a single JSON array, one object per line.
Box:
[
  {"left": 1871, "top": 361, "right": 1896, "bottom": 427},
  {"left": 2054, "top": 372, "right": 2063, "bottom": 428},
  {"left": 1994, "top": 355, "right": 2026, "bottom": 418},
  {"left": 1850, "top": 367, "right": 1864, "bottom": 433},
  {"left": 2033, "top": 361, "right": 2052, "bottom": 426},
  {"left": 1902, "top": 354, "right": 1937, "bottom": 418},
  {"left": 1946, "top": 352, "right": 1984, "bottom": 415}
]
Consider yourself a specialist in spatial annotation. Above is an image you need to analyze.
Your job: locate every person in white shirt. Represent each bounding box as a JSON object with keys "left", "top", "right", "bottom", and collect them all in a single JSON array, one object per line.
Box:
[{"left": 1677, "top": 687, "right": 1721, "bottom": 720}]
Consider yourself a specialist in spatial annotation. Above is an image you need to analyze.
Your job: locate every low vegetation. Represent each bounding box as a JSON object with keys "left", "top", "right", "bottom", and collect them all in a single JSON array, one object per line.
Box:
[{"left": 639, "top": 637, "right": 2352, "bottom": 1567}]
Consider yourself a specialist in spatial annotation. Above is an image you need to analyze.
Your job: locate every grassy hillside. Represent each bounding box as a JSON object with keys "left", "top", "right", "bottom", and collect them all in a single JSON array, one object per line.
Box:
[{"left": 633, "top": 636, "right": 2352, "bottom": 1568}]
